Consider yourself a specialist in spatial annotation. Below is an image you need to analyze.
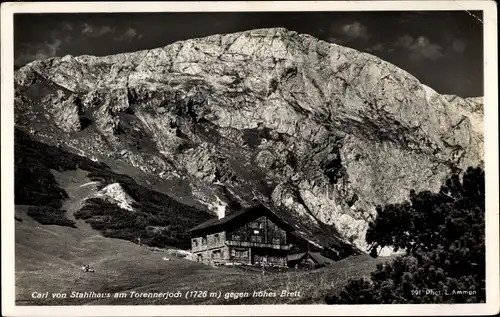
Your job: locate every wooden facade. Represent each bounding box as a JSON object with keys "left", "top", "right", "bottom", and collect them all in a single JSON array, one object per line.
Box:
[{"left": 189, "top": 205, "right": 294, "bottom": 267}]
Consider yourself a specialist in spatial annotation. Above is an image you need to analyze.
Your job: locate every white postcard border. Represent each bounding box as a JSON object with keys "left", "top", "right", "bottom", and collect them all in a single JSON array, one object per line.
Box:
[{"left": 2, "top": 1, "right": 498, "bottom": 316}]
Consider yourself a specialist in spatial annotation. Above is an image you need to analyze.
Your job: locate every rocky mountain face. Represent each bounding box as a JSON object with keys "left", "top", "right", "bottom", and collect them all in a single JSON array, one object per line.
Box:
[{"left": 14, "top": 28, "right": 483, "bottom": 253}]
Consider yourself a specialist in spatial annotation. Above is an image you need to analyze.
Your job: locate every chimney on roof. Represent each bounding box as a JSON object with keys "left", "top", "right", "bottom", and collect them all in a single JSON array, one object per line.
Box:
[{"left": 217, "top": 204, "right": 226, "bottom": 220}]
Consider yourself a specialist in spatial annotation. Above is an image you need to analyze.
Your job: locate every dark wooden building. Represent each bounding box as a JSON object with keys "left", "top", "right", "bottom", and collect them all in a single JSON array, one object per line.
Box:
[{"left": 189, "top": 204, "right": 294, "bottom": 267}]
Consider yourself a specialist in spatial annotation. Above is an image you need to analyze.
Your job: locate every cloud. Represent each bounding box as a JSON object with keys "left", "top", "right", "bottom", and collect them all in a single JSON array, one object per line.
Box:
[
  {"left": 327, "top": 21, "right": 370, "bottom": 45},
  {"left": 81, "top": 23, "right": 114, "bottom": 36},
  {"left": 81, "top": 23, "right": 93, "bottom": 34},
  {"left": 15, "top": 24, "right": 72, "bottom": 66},
  {"left": 80, "top": 23, "right": 142, "bottom": 41},
  {"left": 366, "top": 43, "right": 384, "bottom": 53},
  {"left": 15, "top": 22, "right": 145, "bottom": 66},
  {"left": 396, "top": 35, "right": 444, "bottom": 61},
  {"left": 114, "top": 27, "right": 143, "bottom": 41},
  {"left": 15, "top": 39, "right": 63, "bottom": 66},
  {"left": 124, "top": 28, "right": 137, "bottom": 38},
  {"left": 61, "top": 22, "right": 73, "bottom": 31},
  {"left": 340, "top": 22, "right": 369, "bottom": 40},
  {"left": 452, "top": 38, "right": 467, "bottom": 53}
]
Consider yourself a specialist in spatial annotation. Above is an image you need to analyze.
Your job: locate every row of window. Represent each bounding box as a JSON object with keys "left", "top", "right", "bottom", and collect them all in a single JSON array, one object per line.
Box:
[
  {"left": 253, "top": 255, "right": 287, "bottom": 266},
  {"left": 194, "top": 235, "right": 282, "bottom": 245},
  {"left": 249, "top": 219, "right": 284, "bottom": 232},
  {"left": 193, "top": 232, "right": 283, "bottom": 247},
  {"left": 231, "top": 249, "right": 249, "bottom": 258},
  {"left": 230, "top": 229, "right": 261, "bottom": 242},
  {"left": 197, "top": 250, "right": 224, "bottom": 260},
  {"left": 197, "top": 249, "right": 250, "bottom": 260},
  {"left": 244, "top": 235, "right": 281, "bottom": 244},
  {"left": 250, "top": 235, "right": 263, "bottom": 243},
  {"left": 249, "top": 222, "right": 265, "bottom": 229},
  {"left": 197, "top": 250, "right": 287, "bottom": 263},
  {"left": 192, "top": 238, "right": 205, "bottom": 247}
]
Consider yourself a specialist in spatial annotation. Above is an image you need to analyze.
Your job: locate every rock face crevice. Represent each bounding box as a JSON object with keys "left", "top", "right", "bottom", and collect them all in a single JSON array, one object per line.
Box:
[{"left": 14, "top": 27, "right": 483, "bottom": 253}]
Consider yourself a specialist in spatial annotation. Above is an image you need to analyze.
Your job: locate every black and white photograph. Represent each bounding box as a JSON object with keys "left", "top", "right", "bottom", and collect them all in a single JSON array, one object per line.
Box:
[{"left": 1, "top": 1, "right": 498, "bottom": 316}]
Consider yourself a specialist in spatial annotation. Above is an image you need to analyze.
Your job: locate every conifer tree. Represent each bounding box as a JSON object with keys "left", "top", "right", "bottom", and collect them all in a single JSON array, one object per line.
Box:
[{"left": 326, "top": 167, "right": 485, "bottom": 304}]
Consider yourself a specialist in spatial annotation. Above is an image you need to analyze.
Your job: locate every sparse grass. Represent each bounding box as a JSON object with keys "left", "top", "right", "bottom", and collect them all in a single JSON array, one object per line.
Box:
[
  {"left": 215, "top": 255, "right": 395, "bottom": 304},
  {"left": 16, "top": 205, "right": 393, "bottom": 306},
  {"left": 15, "top": 206, "right": 254, "bottom": 306}
]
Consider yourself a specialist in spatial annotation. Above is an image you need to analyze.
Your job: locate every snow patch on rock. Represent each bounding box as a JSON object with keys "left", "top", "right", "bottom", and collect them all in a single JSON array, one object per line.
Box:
[{"left": 93, "top": 183, "right": 136, "bottom": 211}]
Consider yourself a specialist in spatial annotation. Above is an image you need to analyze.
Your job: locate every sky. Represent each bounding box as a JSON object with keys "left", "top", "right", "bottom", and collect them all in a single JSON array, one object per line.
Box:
[{"left": 14, "top": 11, "right": 484, "bottom": 97}]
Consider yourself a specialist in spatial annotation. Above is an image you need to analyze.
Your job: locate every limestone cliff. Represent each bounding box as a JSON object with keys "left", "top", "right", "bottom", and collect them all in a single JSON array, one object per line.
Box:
[{"left": 14, "top": 28, "right": 483, "bottom": 252}]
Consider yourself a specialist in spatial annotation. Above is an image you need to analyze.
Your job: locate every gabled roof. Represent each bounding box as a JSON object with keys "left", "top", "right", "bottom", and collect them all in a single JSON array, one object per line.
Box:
[
  {"left": 189, "top": 204, "right": 294, "bottom": 234},
  {"left": 189, "top": 208, "right": 248, "bottom": 232},
  {"left": 287, "top": 251, "right": 334, "bottom": 266},
  {"left": 287, "top": 252, "right": 307, "bottom": 262}
]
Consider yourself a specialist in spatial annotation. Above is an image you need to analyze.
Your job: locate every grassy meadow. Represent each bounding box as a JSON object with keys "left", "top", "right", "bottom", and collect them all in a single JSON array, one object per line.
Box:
[
  {"left": 15, "top": 163, "right": 394, "bottom": 305},
  {"left": 16, "top": 204, "right": 392, "bottom": 305}
]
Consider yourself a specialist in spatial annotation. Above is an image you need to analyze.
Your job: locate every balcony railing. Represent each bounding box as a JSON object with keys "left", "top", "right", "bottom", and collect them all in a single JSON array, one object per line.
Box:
[{"left": 226, "top": 240, "right": 290, "bottom": 250}]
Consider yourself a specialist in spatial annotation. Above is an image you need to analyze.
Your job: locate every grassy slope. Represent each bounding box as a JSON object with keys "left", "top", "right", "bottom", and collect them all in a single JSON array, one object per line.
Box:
[
  {"left": 15, "top": 168, "right": 246, "bottom": 305},
  {"left": 16, "top": 210, "right": 392, "bottom": 306},
  {"left": 16, "top": 169, "right": 393, "bottom": 305},
  {"left": 16, "top": 205, "right": 392, "bottom": 306},
  {"left": 15, "top": 128, "right": 212, "bottom": 249},
  {"left": 15, "top": 153, "right": 394, "bottom": 305}
]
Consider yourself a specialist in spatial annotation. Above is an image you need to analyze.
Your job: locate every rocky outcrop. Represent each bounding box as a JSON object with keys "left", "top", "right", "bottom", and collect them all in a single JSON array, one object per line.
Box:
[
  {"left": 14, "top": 28, "right": 483, "bottom": 252},
  {"left": 47, "top": 92, "right": 83, "bottom": 133},
  {"left": 92, "top": 183, "right": 136, "bottom": 212}
]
